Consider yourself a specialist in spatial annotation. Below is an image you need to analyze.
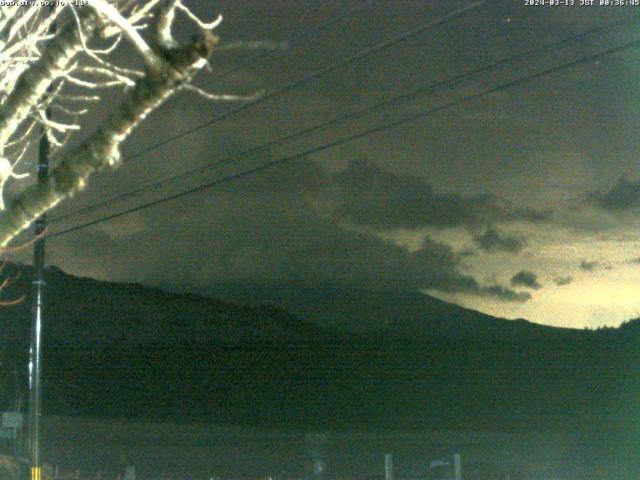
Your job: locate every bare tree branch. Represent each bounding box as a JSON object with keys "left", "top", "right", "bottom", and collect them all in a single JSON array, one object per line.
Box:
[
  {"left": 182, "top": 83, "right": 264, "bottom": 102},
  {"left": 0, "top": 9, "right": 99, "bottom": 151},
  {"left": 86, "top": 0, "right": 163, "bottom": 71},
  {"left": 0, "top": 1, "right": 232, "bottom": 247},
  {"left": 0, "top": 23, "right": 219, "bottom": 246}
]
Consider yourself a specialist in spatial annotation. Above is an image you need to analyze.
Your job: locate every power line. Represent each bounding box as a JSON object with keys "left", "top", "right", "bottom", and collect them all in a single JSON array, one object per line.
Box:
[
  {"left": 48, "top": 1, "right": 484, "bottom": 224},
  {"left": 140, "top": 1, "right": 378, "bottom": 114},
  {"left": 47, "top": 37, "right": 640, "bottom": 240},
  {"left": 50, "top": 15, "right": 640, "bottom": 224},
  {"left": 104, "top": 1, "right": 379, "bottom": 156},
  {"left": 122, "top": 1, "right": 485, "bottom": 162},
  {"left": 212, "top": 0, "right": 378, "bottom": 78}
]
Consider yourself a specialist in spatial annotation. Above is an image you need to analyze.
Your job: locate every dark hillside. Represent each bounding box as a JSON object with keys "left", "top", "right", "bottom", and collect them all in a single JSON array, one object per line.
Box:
[{"left": 0, "top": 263, "right": 636, "bottom": 448}]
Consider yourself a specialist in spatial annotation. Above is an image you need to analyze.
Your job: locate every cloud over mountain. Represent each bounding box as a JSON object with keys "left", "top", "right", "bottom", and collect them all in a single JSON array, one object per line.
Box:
[
  {"left": 592, "top": 176, "right": 640, "bottom": 211},
  {"left": 334, "top": 158, "right": 550, "bottom": 230},
  {"left": 481, "top": 284, "right": 531, "bottom": 302},
  {"left": 580, "top": 260, "right": 601, "bottom": 272},
  {"left": 473, "top": 227, "right": 525, "bottom": 253},
  {"left": 554, "top": 276, "right": 573, "bottom": 286},
  {"left": 511, "top": 270, "right": 542, "bottom": 290}
]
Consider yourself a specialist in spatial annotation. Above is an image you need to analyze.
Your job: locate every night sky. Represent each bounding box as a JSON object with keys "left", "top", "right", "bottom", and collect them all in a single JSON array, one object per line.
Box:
[{"left": 10, "top": 0, "right": 640, "bottom": 329}]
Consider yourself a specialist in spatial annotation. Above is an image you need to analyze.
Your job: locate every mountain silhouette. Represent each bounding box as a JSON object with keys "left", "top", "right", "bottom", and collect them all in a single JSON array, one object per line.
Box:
[
  {"left": 205, "top": 282, "right": 586, "bottom": 342},
  {"left": 0, "top": 263, "right": 636, "bottom": 453}
]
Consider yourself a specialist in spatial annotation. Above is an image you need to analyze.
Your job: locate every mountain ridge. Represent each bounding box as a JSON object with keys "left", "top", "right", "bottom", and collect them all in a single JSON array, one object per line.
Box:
[
  {"left": 0, "top": 262, "right": 605, "bottom": 348},
  {"left": 0, "top": 262, "right": 637, "bottom": 438},
  {"left": 0, "top": 263, "right": 337, "bottom": 347},
  {"left": 201, "top": 281, "right": 592, "bottom": 343}
]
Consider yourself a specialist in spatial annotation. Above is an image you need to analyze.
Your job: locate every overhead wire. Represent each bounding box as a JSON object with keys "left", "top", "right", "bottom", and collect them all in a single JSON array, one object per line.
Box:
[
  {"left": 50, "top": 0, "right": 487, "bottom": 224},
  {"left": 208, "top": 0, "right": 378, "bottom": 83},
  {"left": 50, "top": 14, "right": 640, "bottom": 224},
  {"left": 120, "top": 1, "right": 485, "bottom": 163},
  {"left": 46, "top": 37, "right": 640, "bottom": 239}
]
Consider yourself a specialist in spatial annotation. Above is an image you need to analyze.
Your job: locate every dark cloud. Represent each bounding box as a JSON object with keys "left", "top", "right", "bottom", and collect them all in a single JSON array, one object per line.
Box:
[
  {"left": 554, "top": 276, "right": 573, "bottom": 286},
  {"left": 579, "top": 260, "right": 601, "bottom": 272},
  {"left": 473, "top": 227, "right": 525, "bottom": 254},
  {"left": 592, "top": 176, "right": 640, "bottom": 212},
  {"left": 47, "top": 187, "right": 529, "bottom": 303},
  {"left": 334, "top": 158, "right": 550, "bottom": 230},
  {"left": 481, "top": 285, "right": 531, "bottom": 303},
  {"left": 510, "top": 270, "right": 542, "bottom": 290}
]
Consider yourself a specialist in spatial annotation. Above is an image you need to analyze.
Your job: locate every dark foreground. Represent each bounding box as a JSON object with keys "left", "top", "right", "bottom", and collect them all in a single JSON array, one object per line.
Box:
[
  {"left": 19, "top": 415, "right": 628, "bottom": 480},
  {"left": 0, "top": 267, "right": 638, "bottom": 478}
]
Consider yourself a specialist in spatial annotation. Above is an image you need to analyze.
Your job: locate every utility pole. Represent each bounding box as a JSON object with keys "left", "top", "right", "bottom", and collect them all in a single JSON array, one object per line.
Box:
[
  {"left": 29, "top": 9, "right": 54, "bottom": 474},
  {"left": 28, "top": 110, "right": 49, "bottom": 480},
  {"left": 384, "top": 453, "right": 393, "bottom": 480}
]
